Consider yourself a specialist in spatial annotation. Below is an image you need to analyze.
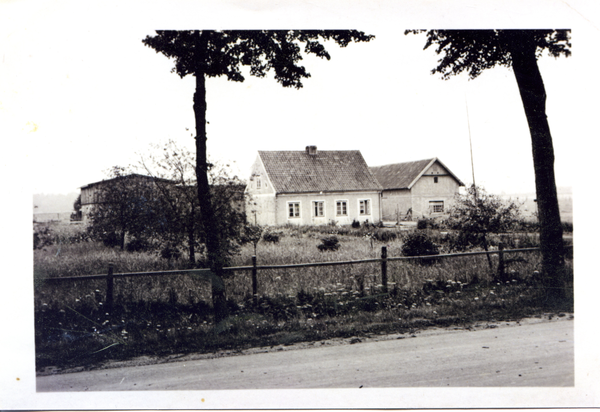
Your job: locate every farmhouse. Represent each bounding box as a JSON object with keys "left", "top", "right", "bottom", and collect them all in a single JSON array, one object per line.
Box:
[
  {"left": 370, "top": 158, "right": 464, "bottom": 221},
  {"left": 246, "top": 146, "right": 382, "bottom": 226}
]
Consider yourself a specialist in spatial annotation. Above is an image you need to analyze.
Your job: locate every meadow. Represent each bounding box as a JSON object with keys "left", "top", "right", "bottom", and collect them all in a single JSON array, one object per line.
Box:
[{"left": 34, "top": 222, "right": 573, "bottom": 373}]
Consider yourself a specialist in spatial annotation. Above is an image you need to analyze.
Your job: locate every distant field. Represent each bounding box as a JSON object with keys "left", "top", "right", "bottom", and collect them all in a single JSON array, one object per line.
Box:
[{"left": 500, "top": 193, "right": 573, "bottom": 224}]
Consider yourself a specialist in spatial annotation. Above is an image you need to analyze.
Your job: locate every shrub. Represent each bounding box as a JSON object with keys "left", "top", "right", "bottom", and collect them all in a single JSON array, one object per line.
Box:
[
  {"left": 241, "top": 224, "right": 263, "bottom": 245},
  {"left": 317, "top": 235, "right": 340, "bottom": 251},
  {"left": 401, "top": 232, "right": 440, "bottom": 259},
  {"left": 160, "top": 244, "right": 182, "bottom": 260},
  {"left": 33, "top": 225, "right": 54, "bottom": 250},
  {"left": 417, "top": 219, "right": 428, "bottom": 230},
  {"left": 262, "top": 229, "right": 282, "bottom": 243},
  {"left": 444, "top": 185, "right": 522, "bottom": 252},
  {"left": 125, "top": 237, "right": 152, "bottom": 252},
  {"left": 99, "top": 232, "right": 122, "bottom": 248},
  {"left": 351, "top": 219, "right": 361, "bottom": 229},
  {"left": 562, "top": 221, "right": 573, "bottom": 233},
  {"left": 371, "top": 228, "right": 398, "bottom": 242}
]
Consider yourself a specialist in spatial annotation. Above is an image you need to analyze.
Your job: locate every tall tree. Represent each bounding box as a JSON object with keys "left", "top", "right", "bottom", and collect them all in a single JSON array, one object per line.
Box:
[
  {"left": 143, "top": 30, "right": 374, "bottom": 320},
  {"left": 138, "top": 139, "right": 247, "bottom": 266},
  {"left": 139, "top": 140, "right": 201, "bottom": 264},
  {"left": 407, "top": 29, "right": 570, "bottom": 303}
]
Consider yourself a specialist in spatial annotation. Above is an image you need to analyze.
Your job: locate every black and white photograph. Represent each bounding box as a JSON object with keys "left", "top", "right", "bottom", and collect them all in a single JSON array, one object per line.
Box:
[{"left": 1, "top": 0, "right": 598, "bottom": 409}]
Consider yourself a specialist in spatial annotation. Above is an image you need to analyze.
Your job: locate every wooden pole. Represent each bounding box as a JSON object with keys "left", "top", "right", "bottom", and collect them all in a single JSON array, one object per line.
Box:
[
  {"left": 381, "top": 246, "right": 388, "bottom": 293},
  {"left": 252, "top": 255, "right": 258, "bottom": 306},
  {"left": 497, "top": 242, "right": 505, "bottom": 282},
  {"left": 106, "top": 263, "right": 114, "bottom": 311}
]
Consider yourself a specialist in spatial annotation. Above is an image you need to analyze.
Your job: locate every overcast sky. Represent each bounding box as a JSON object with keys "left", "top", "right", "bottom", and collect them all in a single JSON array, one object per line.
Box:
[{"left": 3, "top": 0, "right": 594, "bottom": 198}]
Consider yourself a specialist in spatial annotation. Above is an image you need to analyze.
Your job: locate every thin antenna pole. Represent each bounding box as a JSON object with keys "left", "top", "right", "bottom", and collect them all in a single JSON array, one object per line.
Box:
[{"left": 465, "top": 94, "right": 477, "bottom": 200}]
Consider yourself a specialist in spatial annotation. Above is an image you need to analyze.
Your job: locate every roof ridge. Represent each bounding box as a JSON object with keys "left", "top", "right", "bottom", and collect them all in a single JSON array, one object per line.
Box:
[{"left": 258, "top": 150, "right": 381, "bottom": 194}]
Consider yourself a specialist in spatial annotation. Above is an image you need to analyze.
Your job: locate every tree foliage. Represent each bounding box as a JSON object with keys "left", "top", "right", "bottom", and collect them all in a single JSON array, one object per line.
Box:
[
  {"left": 87, "top": 166, "right": 160, "bottom": 250},
  {"left": 138, "top": 140, "right": 247, "bottom": 266},
  {"left": 444, "top": 185, "right": 521, "bottom": 252},
  {"left": 70, "top": 194, "right": 82, "bottom": 222},
  {"left": 407, "top": 29, "right": 570, "bottom": 80},
  {"left": 143, "top": 30, "right": 374, "bottom": 88},
  {"left": 407, "top": 29, "right": 570, "bottom": 303}
]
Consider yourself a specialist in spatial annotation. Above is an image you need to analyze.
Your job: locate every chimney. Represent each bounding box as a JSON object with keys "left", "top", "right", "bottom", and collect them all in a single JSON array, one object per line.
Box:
[{"left": 306, "top": 145, "right": 317, "bottom": 156}]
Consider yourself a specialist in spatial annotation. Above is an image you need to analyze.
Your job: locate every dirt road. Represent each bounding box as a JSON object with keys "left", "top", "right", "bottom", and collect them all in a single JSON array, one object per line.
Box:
[{"left": 37, "top": 317, "right": 573, "bottom": 391}]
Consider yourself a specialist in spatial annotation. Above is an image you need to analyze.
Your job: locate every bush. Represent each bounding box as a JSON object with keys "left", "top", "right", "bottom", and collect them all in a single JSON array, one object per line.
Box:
[
  {"left": 351, "top": 219, "right": 361, "bottom": 229},
  {"left": 443, "top": 231, "right": 476, "bottom": 252},
  {"left": 562, "top": 221, "right": 573, "bottom": 233},
  {"left": 33, "top": 225, "right": 54, "bottom": 250},
  {"left": 401, "top": 232, "right": 440, "bottom": 258},
  {"left": 241, "top": 224, "right": 263, "bottom": 245},
  {"left": 371, "top": 228, "right": 398, "bottom": 242},
  {"left": 97, "top": 231, "right": 121, "bottom": 248},
  {"left": 126, "top": 237, "right": 151, "bottom": 253},
  {"left": 160, "top": 244, "right": 182, "bottom": 260},
  {"left": 317, "top": 235, "right": 340, "bottom": 251},
  {"left": 262, "top": 229, "right": 282, "bottom": 243}
]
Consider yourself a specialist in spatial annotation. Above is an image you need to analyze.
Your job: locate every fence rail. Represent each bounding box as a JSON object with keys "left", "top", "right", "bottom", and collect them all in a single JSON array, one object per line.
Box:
[{"left": 40, "top": 244, "right": 572, "bottom": 308}]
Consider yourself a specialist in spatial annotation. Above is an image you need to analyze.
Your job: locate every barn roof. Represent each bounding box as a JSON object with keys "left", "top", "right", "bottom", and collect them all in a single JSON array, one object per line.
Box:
[
  {"left": 370, "top": 158, "right": 464, "bottom": 190},
  {"left": 80, "top": 174, "right": 173, "bottom": 190},
  {"left": 258, "top": 149, "right": 382, "bottom": 194}
]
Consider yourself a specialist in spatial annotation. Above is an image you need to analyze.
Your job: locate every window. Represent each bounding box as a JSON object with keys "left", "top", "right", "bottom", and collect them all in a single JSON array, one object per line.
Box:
[
  {"left": 288, "top": 202, "right": 300, "bottom": 218},
  {"left": 430, "top": 201, "right": 444, "bottom": 213},
  {"left": 256, "top": 177, "right": 261, "bottom": 189},
  {"left": 434, "top": 176, "right": 438, "bottom": 183},
  {"left": 313, "top": 201, "right": 324, "bottom": 217},
  {"left": 359, "top": 199, "right": 371, "bottom": 215},
  {"left": 336, "top": 200, "right": 347, "bottom": 216}
]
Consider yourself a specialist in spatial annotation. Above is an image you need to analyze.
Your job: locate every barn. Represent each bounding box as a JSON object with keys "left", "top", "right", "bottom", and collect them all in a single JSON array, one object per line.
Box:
[{"left": 370, "top": 158, "right": 464, "bottom": 221}]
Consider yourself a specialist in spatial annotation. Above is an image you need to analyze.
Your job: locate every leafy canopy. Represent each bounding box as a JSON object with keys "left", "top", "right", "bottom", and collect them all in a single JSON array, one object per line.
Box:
[
  {"left": 406, "top": 29, "right": 571, "bottom": 80},
  {"left": 143, "top": 30, "right": 374, "bottom": 88},
  {"left": 446, "top": 185, "right": 521, "bottom": 234},
  {"left": 444, "top": 185, "right": 522, "bottom": 252}
]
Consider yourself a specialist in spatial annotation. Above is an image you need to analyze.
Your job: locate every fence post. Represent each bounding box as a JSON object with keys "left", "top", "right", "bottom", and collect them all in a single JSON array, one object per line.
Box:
[
  {"left": 106, "top": 263, "right": 114, "bottom": 311},
  {"left": 252, "top": 255, "right": 258, "bottom": 306},
  {"left": 381, "top": 246, "right": 388, "bottom": 293},
  {"left": 497, "top": 242, "right": 505, "bottom": 281}
]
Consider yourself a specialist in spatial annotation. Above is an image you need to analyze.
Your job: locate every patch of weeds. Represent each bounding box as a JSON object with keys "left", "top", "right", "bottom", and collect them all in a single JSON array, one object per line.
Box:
[{"left": 256, "top": 296, "right": 300, "bottom": 321}]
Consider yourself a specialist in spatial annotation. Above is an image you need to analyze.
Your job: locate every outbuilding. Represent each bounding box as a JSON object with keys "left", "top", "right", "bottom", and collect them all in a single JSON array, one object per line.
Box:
[{"left": 370, "top": 158, "right": 464, "bottom": 221}]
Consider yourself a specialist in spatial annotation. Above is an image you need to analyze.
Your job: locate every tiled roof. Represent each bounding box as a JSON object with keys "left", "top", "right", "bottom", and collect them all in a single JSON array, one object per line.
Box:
[
  {"left": 259, "top": 150, "right": 382, "bottom": 194},
  {"left": 370, "top": 158, "right": 464, "bottom": 190}
]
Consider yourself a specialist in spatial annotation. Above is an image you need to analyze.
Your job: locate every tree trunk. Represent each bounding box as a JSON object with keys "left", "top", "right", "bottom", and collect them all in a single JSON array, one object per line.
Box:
[
  {"left": 188, "top": 206, "right": 196, "bottom": 265},
  {"left": 507, "top": 33, "right": 566, "bottom": 304},
  {"left": 193, "top": 33, "right": 229, "bottom": 321},
  {"left": 120, "top": 230, "right": 126, "bottom": 250}
]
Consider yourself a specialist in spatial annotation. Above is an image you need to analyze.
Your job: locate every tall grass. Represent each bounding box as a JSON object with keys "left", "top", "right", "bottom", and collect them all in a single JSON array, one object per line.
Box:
[
  {"left": 34, "top": 223, "right": 572, "bottom": 372},
  {"left": 34, "top": 224, "right": 550, "bottom": 309}
]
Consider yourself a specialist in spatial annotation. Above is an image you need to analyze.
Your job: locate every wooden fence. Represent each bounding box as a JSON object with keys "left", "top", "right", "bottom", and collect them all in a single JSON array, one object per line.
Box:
[{"left": 41, "top": 243, "right": 571, "bottom": 308}]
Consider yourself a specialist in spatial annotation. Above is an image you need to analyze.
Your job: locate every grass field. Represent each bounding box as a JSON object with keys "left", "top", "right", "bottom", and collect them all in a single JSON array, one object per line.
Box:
[{"left": 33, "top": 223, "right": 573, "bottom": 373}]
